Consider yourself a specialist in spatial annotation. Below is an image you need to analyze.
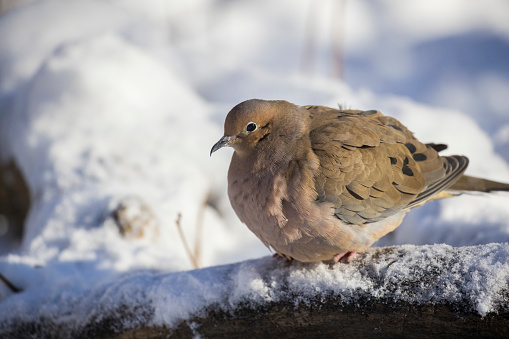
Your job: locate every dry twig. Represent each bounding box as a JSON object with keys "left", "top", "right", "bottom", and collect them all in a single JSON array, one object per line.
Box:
[{"left": 175, "top": 213, "right": 200, "bottom": 269}]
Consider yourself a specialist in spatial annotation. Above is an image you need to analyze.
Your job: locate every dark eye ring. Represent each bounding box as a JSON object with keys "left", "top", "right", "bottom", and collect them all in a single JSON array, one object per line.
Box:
[{"left": 245, "top": 122, "right": 257, "bottom": 132}]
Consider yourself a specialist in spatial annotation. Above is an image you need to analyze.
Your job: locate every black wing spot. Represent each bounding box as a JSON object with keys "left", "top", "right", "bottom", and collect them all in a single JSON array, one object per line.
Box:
[
  {"left": 426, "top": 143, "right": 448, "bottom": 152},
  {"left": 405, "top": 143, "right": 417, "bottom": 153},
  {"left": 413, "top": 153, "right": 427, "bottom": 161},
  {"left": 402, "top": 166, "right": 414, "bottom": 176},
  {"left": 346, "top": 186, "right": 365, "bottom": 200},
  {"left": 403, "top": 156, "right": 409, "bottom": 166},
  {"left": 389, "top": 157, "right": 397, "bottom": 165}
]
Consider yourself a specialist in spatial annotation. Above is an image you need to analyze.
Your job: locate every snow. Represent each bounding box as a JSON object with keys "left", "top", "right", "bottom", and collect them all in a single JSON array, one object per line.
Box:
[
  {"left": 0, "top": 0, "right": 509, "bottom": 335},
  {"left": 1, "top": 244, "right": 508, "bottom": 337}
]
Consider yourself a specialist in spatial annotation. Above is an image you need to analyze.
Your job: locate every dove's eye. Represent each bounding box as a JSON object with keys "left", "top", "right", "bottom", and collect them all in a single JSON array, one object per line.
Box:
[{"left": 245, "top": 122, "right": 257, "bottom": 132}]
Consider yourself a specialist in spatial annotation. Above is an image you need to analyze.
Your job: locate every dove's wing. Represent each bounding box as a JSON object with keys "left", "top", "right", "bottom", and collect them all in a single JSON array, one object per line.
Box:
[{"left": 306, "top": 105, "right": 468, "bottom": 225}]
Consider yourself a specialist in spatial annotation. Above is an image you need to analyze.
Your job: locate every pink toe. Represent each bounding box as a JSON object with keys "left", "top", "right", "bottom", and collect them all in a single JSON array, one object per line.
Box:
[{"left": 331, "top": 251, "right": 356, "bottom": 264}]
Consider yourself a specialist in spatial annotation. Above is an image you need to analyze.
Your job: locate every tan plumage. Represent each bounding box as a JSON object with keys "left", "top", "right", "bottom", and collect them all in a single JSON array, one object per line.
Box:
[{"left": 210, "top": 99, "right": 509, "bottom": 263}]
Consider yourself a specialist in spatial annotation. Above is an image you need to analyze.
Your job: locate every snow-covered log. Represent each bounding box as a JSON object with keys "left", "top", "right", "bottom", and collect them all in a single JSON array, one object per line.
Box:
[{"left": 2, "top": 244, "right": 509, "bottom": 338}]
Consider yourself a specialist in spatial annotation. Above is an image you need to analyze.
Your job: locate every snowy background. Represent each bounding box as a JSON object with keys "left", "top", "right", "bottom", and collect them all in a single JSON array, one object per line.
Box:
[{"left": 1, "top": 0, "right": 509, "bottom": 333}]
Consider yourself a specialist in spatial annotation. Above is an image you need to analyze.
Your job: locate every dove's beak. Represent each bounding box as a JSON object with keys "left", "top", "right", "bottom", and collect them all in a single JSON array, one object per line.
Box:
[{"left": 210, "top": 135, "right": 236, "bottom": 156}]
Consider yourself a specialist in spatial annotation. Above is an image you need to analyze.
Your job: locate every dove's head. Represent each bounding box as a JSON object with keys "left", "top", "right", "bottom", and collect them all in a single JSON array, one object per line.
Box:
[{"left": 210, "top": 99, "right": 302, "bottom": 156}]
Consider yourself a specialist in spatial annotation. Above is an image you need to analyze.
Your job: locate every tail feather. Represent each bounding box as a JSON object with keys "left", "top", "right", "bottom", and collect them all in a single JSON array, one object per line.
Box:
[{"left": 448, "top": 175, "right": 509, "bottom": 193}]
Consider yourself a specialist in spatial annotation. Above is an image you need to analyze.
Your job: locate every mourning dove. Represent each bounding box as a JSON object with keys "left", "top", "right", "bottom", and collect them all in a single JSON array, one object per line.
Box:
[{"left": 211, "top": 99, "right": 509, "bottom": 263}]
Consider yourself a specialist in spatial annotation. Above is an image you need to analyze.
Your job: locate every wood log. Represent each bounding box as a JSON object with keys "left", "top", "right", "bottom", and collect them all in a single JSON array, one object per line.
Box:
[
  {"left": 120, "top": 300, "right": 509, "bottom": 339},
  {"left": 1, "top": 244, "right": 508, "bottom": 338}
]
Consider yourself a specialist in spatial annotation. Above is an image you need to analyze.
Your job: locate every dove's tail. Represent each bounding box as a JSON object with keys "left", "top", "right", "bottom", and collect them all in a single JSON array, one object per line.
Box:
[{"left": 448, "top": 175, "right": 509, "bottom": 193}]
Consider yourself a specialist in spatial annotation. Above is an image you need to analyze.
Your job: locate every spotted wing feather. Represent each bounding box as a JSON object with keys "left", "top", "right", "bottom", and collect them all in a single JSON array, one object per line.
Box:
[{"left": 306, "top": 105, "right": 468, "bottom": 224}]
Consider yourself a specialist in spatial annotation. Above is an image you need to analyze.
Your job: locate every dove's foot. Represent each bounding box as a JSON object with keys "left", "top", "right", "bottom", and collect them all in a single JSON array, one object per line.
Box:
[{"left": 331, "top": 251, "right": 356, "bottom": 264}]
